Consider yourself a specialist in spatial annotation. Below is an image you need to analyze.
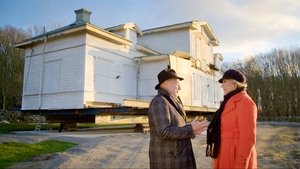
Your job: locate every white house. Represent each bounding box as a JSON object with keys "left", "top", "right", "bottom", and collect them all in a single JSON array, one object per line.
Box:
[
  {"left": 134, "top": 21, "right": 223, "bottom": 110},
  {"left": 15, "top": 8, "right": 223, "bottom": 123}
]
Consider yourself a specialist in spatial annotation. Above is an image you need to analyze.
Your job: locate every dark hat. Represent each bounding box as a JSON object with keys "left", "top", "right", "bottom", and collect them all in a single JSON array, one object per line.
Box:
[
  {"left": 155, "top": 69, "right": 184, "bottom": 90},
  {"left": 218, "top": 69, "right": 246, "bottom": 83}
]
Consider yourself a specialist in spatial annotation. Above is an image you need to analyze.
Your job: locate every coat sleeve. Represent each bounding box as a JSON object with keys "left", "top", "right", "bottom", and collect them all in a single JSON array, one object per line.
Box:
[
  {"left": 235, "top": 96, "right": 257, "bottom": 168},
  {"left": 148, "top": 96, "right": 195, "bottom": 140}
]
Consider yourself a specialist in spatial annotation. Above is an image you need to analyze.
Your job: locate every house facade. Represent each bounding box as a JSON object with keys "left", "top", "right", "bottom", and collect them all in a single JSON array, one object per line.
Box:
[{"left": 16, "top": 8, "right": 223, "bottom": 115}]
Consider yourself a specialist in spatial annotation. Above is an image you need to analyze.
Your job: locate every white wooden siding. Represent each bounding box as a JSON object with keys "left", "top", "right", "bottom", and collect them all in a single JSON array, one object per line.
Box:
[
  {"left": 192, "top": 73, "right": 202, "bottom": 106},
  {"left": 190, "top": 31, "right": 215, "bottom": 71},
  {"left": 91, "top": 48, "right": 138, "bottom": 104},
  {"left": 41, "top": 92, "right": 84, "bottom": 109},
  {"left": 137, "top": 58, "right": 169, "bottom": 101},
  {"left": 137, "top": 55, "right": 221, "bottom": 109},
  {"left": 214, "top": 77, "right": 223, "bottom": 107},
  {"left": 112, "top": 29, "right": 138, "bottom": 44},
  {"left": 123, "top": 64, "right": 137, "bottom": 96},
  {"left": 139, "top": 29, "right": 190, "bottom": 54},
  {"left": 83, "top": 51, "right": 95, "bottom": 103},
  {"left": 198, "top": 73, "right": 220, "bottom": 108},
  {"left": 43, "top": 59, "right": 61, "bottom": 93},
  {"left": 169, "top": 55, "right": 192, "bottom": 106},
  {"left": 22, "top": 35, "right": 87, "bottom": 110},
  {"left": 86, "top": 34, "right": 134, "bottom": 59},
  {"left": 23, "top": 56, "right": 41, "bottom": 94}
]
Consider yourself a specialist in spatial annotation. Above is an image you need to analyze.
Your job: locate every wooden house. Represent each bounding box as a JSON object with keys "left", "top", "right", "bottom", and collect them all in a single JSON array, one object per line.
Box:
[{"left": 15, "top": 8, "right": 223, "bottom": 124}]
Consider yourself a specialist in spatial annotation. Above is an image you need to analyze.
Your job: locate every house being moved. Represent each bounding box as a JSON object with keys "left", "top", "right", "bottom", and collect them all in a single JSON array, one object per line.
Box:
[{"left": 15, "top": 8, "right": 223, "bottom": 125}]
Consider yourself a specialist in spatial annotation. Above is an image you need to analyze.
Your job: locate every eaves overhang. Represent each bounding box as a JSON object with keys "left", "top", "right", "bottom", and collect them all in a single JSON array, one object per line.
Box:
[
  {"left": 15, "top": 23, "right": 132, "bottom": 48},
  {"left": 87, "top": 23, "right": 132, "bottom": 45},
  {"left": 106, "top": 22, "right": 143, "bottom": 36},
  {"left": 170, "top": 50, "right": 193, "bottom": 59},
  {"left": 135, "top": 50, "right": 192, "bottom": 62},
  {"left": 135, "top": 55, "right": 169, "bottom": 62},
  {"left": 143, "top": 21, "right": 195, "bottom": 34},
  {"left": 136, "top": 44, "right": 160, "bottom": 55}
]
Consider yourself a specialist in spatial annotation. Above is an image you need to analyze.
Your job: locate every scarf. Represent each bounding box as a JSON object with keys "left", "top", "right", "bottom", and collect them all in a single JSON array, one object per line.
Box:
[{"left": 206, "top": 88, "right": 244, "bottom": 158}]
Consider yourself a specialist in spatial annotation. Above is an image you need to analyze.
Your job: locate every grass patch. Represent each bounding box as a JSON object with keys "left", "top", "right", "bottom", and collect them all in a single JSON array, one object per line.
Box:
[
  {"left": 0, "top": 123, "right": 36, "bottom": 134},
  {"left": 0, "top": 123, "right": 61, "bottom": 134},
  {"left": 0, "top": 123, "right": 133, "bottom": 134},
  {"left": 273, "top": 131, "right": 295, "bottom": 145},
  {"left": 0, "top": 139, "right": 77, "bottom": 169},
  {"left": 266, "top": 150, "right": 287, "bottom": 160}
]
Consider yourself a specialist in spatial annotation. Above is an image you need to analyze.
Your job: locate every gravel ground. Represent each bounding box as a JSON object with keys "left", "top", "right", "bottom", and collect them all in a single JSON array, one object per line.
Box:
[{"left": 1, "top": 122, "right": 299, "bottom": 169}]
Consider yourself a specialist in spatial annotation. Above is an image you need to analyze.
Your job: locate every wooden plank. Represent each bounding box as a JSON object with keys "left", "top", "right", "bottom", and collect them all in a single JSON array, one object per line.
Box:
[
  {"left": 184, "top": 105, "right": 217, "bottom": 112},
  {"left": 123, "top": 99, "right": 150, "bottom": 108},
  {"left": 85, "top": 101, "right": 120, "bottom": 108}
]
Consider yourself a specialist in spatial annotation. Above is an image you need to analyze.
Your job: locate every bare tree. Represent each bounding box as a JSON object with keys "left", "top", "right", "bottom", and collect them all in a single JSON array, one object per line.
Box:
[
  {"left": 0, "top": 25, "right": 29, "bottom": 111},
  {"left": 221, "top": 47, "right": 300, "bottom": 119},
  {"left": 0, "top": 24, "right": 63, "bottom": 112}
]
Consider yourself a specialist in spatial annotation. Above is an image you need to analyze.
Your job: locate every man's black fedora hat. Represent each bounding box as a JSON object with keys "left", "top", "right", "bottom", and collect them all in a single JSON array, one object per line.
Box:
[{"left": 155, "top": 69, "right": 184, "bottom": 90}]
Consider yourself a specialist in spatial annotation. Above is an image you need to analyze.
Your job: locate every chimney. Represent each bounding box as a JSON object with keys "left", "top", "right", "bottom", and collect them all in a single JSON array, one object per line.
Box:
[{"left": 74, "top": 8, "right": 92, "bottom": 23}]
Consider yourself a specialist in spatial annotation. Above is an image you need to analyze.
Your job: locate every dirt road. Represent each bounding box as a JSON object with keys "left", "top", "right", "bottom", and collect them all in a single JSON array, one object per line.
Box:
[{"left": 4, "top": 122, "right": 300, "bottom": 169}]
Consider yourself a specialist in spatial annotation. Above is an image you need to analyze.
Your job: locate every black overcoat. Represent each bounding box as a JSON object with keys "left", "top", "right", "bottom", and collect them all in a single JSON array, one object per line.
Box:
[{"left": 148, "top": 88, "right": 196, "bottom": 169}]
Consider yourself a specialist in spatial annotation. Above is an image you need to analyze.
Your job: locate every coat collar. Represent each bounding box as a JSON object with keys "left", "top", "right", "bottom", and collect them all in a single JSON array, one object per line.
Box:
[
  {"left": 158, "top": 88, "right": 170, "bottom": 97},
  {"left": 158, "top": 88, "right": 186, "bottom": 118},
  {"left": 222, "top": 91, "right": 246, "bottom": 115}
]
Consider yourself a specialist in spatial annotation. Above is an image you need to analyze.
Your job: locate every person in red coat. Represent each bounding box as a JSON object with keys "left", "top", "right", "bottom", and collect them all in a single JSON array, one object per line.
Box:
[{"left": 206, "top": 69, "right": 258, "bottom": 169}]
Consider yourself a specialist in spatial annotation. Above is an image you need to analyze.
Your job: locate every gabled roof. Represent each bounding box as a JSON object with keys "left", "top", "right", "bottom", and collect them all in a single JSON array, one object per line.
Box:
[
  {"left": 15, "top": 21, "right": 132, "bottom": 48},
  {"left": 171, "top": 51, "right": 193, "bottom": 59},
  {"left": 105, "top": 22, "right": 143, "bottom": 36},
  {"left": 143, "top": 20, "right": 219, "bottom": 46},
  {"left": 135, "top": 50, "right": 192, "bottom": 62},
  {"left": 136, "top": 44, "right": 160, "bottom": 55}
]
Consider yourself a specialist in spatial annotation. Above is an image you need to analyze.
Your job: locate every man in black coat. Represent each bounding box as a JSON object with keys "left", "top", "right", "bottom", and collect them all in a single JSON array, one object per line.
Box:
[{"left": 148, "top": 69, "right": 208, "bottom": 169}]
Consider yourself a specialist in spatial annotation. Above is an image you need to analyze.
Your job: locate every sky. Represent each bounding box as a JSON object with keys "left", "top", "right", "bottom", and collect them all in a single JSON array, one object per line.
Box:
[{"left": 1, "top": 0, "right": 300, "bottom": 62}]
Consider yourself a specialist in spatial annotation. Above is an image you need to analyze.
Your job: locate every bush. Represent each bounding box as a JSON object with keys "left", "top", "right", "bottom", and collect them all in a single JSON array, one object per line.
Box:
[
  {"left": 0, "top": 110, "right": 44, "bottom": 123},
  {"left": 0, "top": 110, "right": 23, "bottom": 122}
]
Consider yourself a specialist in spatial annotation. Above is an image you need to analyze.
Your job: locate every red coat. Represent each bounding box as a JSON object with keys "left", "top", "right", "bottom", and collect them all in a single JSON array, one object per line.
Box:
[{"left": 214, "top": 91, "right": 258, "bottom": 169}]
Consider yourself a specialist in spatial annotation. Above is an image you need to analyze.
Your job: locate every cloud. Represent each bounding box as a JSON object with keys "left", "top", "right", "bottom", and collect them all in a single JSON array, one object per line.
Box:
[
  {"left": 1, "top": 0, "right": 299, "bottom": 62},
  {"left": 149, "top": 0, "right": 300, "bottom": 61}
]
